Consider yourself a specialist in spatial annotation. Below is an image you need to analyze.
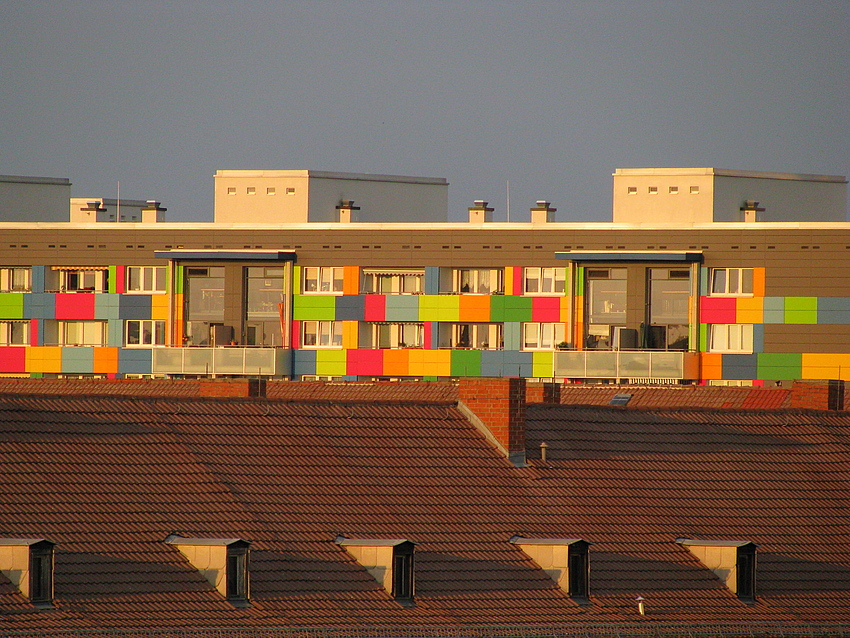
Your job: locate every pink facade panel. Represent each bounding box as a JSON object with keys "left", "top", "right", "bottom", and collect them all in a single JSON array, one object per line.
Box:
[
  {"left": 347, "top": 349, "right": 383, "bottom": 376},
  {"left": 364, "top": 295, "right": 386, "bottom": 321},
  {"left": 531, "top": 297, "right": 562, "bottom": 322},
  {"left": 699, "top": 297, "right": 737, "bottom": 324},
  {"left": 54, "top": 293, "right": 96, "bottom": 320},
  {"left": 0, "top": 347, "right": 26, "bottom": 373}
]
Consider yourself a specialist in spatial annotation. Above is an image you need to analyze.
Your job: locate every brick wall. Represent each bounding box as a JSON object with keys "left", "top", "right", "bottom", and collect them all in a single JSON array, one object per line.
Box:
[
  {"left": 789, "top": 379, "right": 844, "bottom": 411},
  {"left": 458, "top": 378, "right": 526, "bottom": 457},
  {"left": 199, "top": 379, "right": 267, "bottom": 398},
  {"left": 527, "top": 382, "right": 562, "bottom": 404}
]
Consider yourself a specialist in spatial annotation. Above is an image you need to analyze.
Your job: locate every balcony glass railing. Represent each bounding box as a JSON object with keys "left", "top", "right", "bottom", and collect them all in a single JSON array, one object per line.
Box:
[
  {"left": 554, "top": 349, "right": 699, "bottom": 380},
  {"left": 151, "top": 346, "right": 282, "bottom": 376}
]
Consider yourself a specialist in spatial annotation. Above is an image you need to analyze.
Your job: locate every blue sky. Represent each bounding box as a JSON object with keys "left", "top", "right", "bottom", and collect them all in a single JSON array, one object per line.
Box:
[{"left": 1, "top": 0, "right": 848, "bottom": 221}]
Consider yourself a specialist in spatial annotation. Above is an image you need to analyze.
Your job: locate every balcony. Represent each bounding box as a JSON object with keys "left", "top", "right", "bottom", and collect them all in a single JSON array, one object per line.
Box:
[
  {"left": 151, "top": 347, "right": 289, "bottom": 376},
  {"left": 554, "top": 349, "right": 699, "bottom": 381}
]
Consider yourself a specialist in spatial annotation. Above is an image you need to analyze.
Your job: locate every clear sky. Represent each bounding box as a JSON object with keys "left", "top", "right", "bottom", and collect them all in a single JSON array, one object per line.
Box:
[{"left": 1, "top": 0, "right": 848, "bottom": 222}]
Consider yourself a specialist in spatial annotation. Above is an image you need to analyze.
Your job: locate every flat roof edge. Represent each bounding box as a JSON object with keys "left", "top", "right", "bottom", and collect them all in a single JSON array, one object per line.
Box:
[
  {"left": 214, "top": 169, "right": 447, "bottom": 185},
  {"left": 613, "top": 167, "right": 847, "bottom": 183},
  {"left": 0, "top": 175, "right": 71, "bottom": 186}
]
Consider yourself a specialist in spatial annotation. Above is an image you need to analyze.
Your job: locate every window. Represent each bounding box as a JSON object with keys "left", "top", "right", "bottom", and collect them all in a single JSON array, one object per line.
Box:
[
  {"left": 568, "top": 543, "right": 589, "bottom": 600},
  {"left": 226, "top": 544, "right": 249, "bottom": 605},
  {"left": 360, "top": 322, "right": 423, "bottom": 349},
  {"left": 736, "top": 545, "right": 757, "bottom": 602},
  {"left": 303, "top": 267, "right": 343, "bottom": 294},
  {"left": 586, "top": 268, "right": 627, "bottom": 324},
  {"left": 647, "top": 268, "right": 690, "bottom": 350},
  {"left": 126, "top": 320, "right": 166, "bottom": 346},
  {"left": 0, "top": 320, "right": 29, "bottom": 345},
  {"left": 392, "top": 546, "right": 414, "bottom": 602},
  {"left": 266, "top": 187, "right": 276, "bottom": 195},
  {"left": 58, "top": 268, "right": 107, "bottom": 292},
  {"left": 126, "top": 266, "right": 166, "bottom": 293},
  {"left": 524, "top": 267, "right": 565, "bottom": 295},
  {"left": 669, "top": 186, "right": 679, "bottom": 194},
  {"left": 246, "top": 187, "right": 256, "bottom": 195},
  {"left": 648, "top": 186, "right": 658, "bottom": 194},
  {"left": 440, "top": 323, "right": 503, "bottom": 350},
  {"left": 246, "top": 267, "right": 285, "bottom": 317},
  {"left": 226, "top": 187, "right": 236, "bottom": 195},
  {"left": 709, "top": 324, "right": 753, "bottom": 353},
  {"left": 29, "top": 542, "right": 54, "bottom": 607},
  {"left": 185, "top": 267, "right": 225, "bottom": 321},
  {"left": 0, "top": 267, "right": 31, "bottom": 292},
  {"left": 522, "top": 323, "right": 565, "bottom": 350},
  {"left": 362, "top": 270, "right": 423, "bottom": 295},
  {"left": 627, "top": 186, "right": 637, "bottom": 195},
  {"left": 286, "top": 187, "right": 296, "bottom": 195},
  {"left": 60, "top": 321, "right": 107, "bottom": 346},
  {"left": 443, "top": 268, "right": 503, "bottom": 294},
  {"left": 710, "top": 268, "right": 753, "bottom": 296},
  {"left": 302, "top": 321, "right": 342, "bottom": 348},
  {"left": 690, "top": 185, "right": 700, "bottom": 194}
]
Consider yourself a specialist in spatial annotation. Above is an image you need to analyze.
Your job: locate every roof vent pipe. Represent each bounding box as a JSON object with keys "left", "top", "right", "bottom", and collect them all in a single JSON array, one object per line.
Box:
[
  {"left": 540, "top": 441, "right": 548, "bottom": 463},
  {"left": 636, "top": 596, "right": 646, "bottom": 615}
]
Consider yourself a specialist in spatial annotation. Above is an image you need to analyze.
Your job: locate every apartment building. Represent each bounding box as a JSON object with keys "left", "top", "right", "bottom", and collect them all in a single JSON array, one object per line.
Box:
[{"left": 1, "top": 169, "right": 848, "bottom": 385}]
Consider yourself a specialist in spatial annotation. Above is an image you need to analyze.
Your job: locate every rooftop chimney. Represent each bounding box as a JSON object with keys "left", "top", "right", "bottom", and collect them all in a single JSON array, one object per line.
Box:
[
  {"left": 530, "top": 200, "right": 557, "bottom": 224},
  {"left": 141, "top": 200, "right": 167, "bottom": 223},
  {"left": 336, "top": 199, "right": 360, "bottom": 223},
  {"left": 740, "top": 200, "right": 765, "bottom": 222},
  {"left": 458, "top": 377, "right": 526, "bottom": 466},
  {"left": 468, "top": 200, "right": 494, "bottom": 223}
]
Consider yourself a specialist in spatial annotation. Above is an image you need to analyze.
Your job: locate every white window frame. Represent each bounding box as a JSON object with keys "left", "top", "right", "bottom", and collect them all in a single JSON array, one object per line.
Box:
[
  {"left": 59, "top": 320, "right": 107, "bottom": 346},
  {"left": 523, "top": 267, "right": 565, "bottom": 295},
  {"left": 450, "top": 268, "right": 503, "bottom": 294},
  {"left": 301, "top": 321, "right": 343, "bottom": 349},
  {"left": 302, "top": 267, "right": 344, "bottom": 295},
  {"left": 362, "top": 322, "right": 424, "bottom": 349},
  {"left": 709, "top": 324, "right": 754, "bottom": 353},
  {"left": 125, "top": 320, "right": 167, "bottom": 347},
  {"left": 443, "top": 323, "right": 503, "bottom": 350},
  {"left": 710, "top": 268, "right": 754, "bottom": 296},
  {"left": 0, "top": 267, "right": 31, "bottom": 292},
  {"left": 522, "top": 322, "right": 566, "bottom": 350},
  {"left": 0, "top": 320, "right": 29, "bottom": 346},
  {"left": 59, "top": 269, "right": 107, "bottom": 293},
  {"left": 362, "top": 270, "right": 424, "bottom": 295},
  {"left": 126, "top": 266, "right": 167, "bottom": 293}
]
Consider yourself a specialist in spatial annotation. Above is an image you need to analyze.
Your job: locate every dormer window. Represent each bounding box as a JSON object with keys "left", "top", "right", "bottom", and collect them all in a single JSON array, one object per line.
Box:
[
  {"left": 676, "top": 538, "right": 757, "bottom": 602},
  {"left": 0, "top": 538, "right": 55, "bottom": 608},
  {"left": 165, "top": 535, "right": 251, "bottom": 606},
  {"left": 335, "top": 536, "right": 415, "bottom": 604},
  {"left": 510, "top": 536, "right": 591, "bottom": 601}
]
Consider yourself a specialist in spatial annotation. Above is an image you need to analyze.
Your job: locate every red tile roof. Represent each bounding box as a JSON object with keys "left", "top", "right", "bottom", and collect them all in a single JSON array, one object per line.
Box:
[
  {"left": 557, "top": 385, "right": 794, "bottom": 410},
  {"left": 0, "top": 382, "right": 849, "bottom": 632}
]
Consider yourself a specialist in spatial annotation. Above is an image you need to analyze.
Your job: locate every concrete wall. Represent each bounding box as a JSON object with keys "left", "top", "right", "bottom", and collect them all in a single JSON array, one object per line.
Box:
[
  {"left": 0, "top": 176, "right": 71, "bottom": 222},
  {"left": 713, "top": 172, "right": 847, "bottom": 222},
  {"left": 613, "top": 168, "right": 848, "bottom": 224},
  {"left": 214, "top": 170, "right": 448, "bottom": 224}
]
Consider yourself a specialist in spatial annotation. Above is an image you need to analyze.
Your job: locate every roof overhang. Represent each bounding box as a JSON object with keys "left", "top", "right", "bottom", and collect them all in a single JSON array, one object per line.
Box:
[{"left": 556, "top": 251, "right": 703, "bottom": 263}]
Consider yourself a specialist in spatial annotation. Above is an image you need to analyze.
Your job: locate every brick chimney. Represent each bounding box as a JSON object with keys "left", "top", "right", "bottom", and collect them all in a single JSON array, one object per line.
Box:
[
  {"left": 526, "top": 381, "right": 562, "bottom": 404},
  {"left": 458, "top": 378, "right": 526, "bottom": 466},
  {"left": 199, "top": 379, "right": 267, "bottom": 398},
  {"left": 790, "top": 379, "right": 845, "bottom": 411}
]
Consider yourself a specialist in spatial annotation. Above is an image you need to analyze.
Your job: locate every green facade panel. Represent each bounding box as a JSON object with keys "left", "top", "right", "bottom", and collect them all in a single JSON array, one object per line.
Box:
[{"left": 757, "top": 353, "right": 802, "bottom": 380}]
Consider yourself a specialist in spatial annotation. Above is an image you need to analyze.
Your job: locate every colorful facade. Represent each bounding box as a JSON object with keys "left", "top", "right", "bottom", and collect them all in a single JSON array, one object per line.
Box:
[{"left": 3, "top": 220, "right": 850, "bottom": 385}]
